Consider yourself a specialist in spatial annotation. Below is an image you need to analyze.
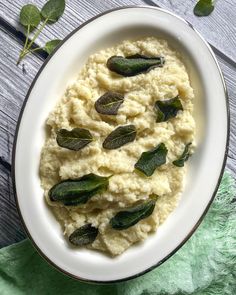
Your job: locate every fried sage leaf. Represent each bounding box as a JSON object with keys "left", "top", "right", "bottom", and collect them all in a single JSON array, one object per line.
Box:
[
  {"left": 154, "top": 96, "right": 183, "bottom": 122},
  {"left": 95, "top": 91, "right": 124, "bottom": 115},
  {"left": 103, "top": 125, "right": 136, "bottom": 149},
  {"left": 69, "top": 224, "right": 98, "bottom": 246},
  {"left": 135, "top": 143, "right": 168, "bottom": 176},
  {"left": 49, "top": 173, "right": 109, "bottom": 205},
  {"left": 110, "top": 199, "right": 156, "bottom": 230},
  {"left": 56, "top": 128, "right": 93, "bottom": 151},
  {"left": 107, "top": 54, "right": 165, "bottom": 77},
  {"left": 194, "top": 0, "right": 214, "bottom": 17},
  {"left": 173, "top": 143, "right": 192, "bottom": 167}
]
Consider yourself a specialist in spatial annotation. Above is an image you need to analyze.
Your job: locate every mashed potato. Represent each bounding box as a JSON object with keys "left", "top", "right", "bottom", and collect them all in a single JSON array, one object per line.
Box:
[{"left": 40, "top": 37, "right": 195, "bottom": 256}]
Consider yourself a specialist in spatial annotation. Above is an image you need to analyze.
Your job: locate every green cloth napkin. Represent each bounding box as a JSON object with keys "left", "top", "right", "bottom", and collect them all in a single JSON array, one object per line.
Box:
[{"left": 0, "top": 172, "right": 236, "bottom": 295}]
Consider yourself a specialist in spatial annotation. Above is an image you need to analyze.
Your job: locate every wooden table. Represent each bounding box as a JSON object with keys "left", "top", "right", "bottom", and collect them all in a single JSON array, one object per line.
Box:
[{"left": 0, "top": 0, "right": 235, "bottom": 247}]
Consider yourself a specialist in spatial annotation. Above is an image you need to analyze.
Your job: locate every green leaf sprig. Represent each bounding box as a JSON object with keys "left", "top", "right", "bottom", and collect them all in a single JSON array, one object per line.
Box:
[
  {"left": 110, "top": 199, "right": 156, "bottom": 230},
  {"left": 69, "top": 224, "right": 98, "bottom": 246},
  {"left": 173, "top": 143, "right": 192, "bottom": 167},
  {"left": 194, "top": 0, "right": 215, "bottom": 16},
  {"left": 18, "top": 0, "right": 65, "bottom": 64}
]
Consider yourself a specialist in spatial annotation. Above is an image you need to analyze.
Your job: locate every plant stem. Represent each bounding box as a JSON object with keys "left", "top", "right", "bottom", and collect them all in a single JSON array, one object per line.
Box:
[{"left": 26, "top": 18, "right": 48, "bottom": 51}]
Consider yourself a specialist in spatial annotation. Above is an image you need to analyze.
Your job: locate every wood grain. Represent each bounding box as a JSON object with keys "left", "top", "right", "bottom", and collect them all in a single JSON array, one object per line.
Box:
[{"left": 0, "top": 0, "right": 235, "bottom": 247}]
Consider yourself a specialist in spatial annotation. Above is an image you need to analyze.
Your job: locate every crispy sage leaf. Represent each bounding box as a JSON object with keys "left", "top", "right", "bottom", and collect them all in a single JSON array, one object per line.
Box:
[
  {"left": 110, "top": 199, "right": 156, "bottom": 230},
  {"left": 41, "top": 0, "right": 65, "bottom": 23},
  {"left": 135, "top": 143, "right": 168, "bottom": 176},
  {"left": 194, "top": 0, "right": 214, "bottom": 17},
  {"left": 173, "top": 143, "right": 192, "bottom": 167},
  {"left": 49, "top": 173, "right": 109, "bottom": 205},
  {"left": 103, "top": 125, "right": 136, "bottom": 149},
  {"left": 154, "top": 96, "right": 183, "bottom": 122},
  {"left": 95, "top": 91, "right": 124, "bottom": 115},
  {"left": 69, "top": 224, "right": 98, "bottom": 246},
  {"left": 20, "top": 4, "right": 41, "bottom": 28},
  {"left": 56, "top": 128, "right": 93, "bottom": 151},
  {"left": 107, "top": 54, "right": 165, "bottom": 77},
  {"left": 44, "top": 39, "right": 61, "bottom": 54}
]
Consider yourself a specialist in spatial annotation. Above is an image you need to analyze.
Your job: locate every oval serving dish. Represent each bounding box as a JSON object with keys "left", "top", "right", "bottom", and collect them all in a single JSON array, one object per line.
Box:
[{"left": 12, "top": 6, "right": 229, "bottom": 283}]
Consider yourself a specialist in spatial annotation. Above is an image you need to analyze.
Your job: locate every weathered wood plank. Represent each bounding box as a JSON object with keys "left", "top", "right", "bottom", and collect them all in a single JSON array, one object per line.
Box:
[
  {"left": 0, "top": 164, "right": 26, "bottom": 247},
  {"left": 0, "top": 26, "right": 43, "bottom": 164},
  {"left": 0, "top": 0, "right": 236, "bottom": 63}
]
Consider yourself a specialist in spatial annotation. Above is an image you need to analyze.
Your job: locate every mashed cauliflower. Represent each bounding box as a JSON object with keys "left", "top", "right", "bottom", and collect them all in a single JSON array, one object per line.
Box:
[{"left": 40, "top": 37, "right": 195, "bottom": 256}]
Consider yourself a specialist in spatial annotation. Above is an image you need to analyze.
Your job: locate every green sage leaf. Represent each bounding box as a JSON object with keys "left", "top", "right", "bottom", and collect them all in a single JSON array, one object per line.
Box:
[
  {"left": 69, "top": 224, "right": 98, "bottom": 246},
  {"left": 103, "top": 125, "right": 136, "bottom": 149},
  {"left": 194, "top": 0, "right": 214, "bottom": 16},
  {"left": 49, "top": 173, "right": 109, "bottom": 205},
  {"left": 154, "top": 96, "right": 183, "bottom": 122},
  {"left": 107, "top": 54, "right": 165, "bottom": 77},
  {"left": 56, "top": 128, "right": 93, "bottom": 151},
  {"left": 95, "top": 91, "right": 124, "bottom": 115},
  {"left": 110, "top": 199, "right": 156, "bottom": 230},
  {"left": 41, "top": 0, "right": 65, "bottom": 23},
  {"left": 173, "top": 143, "right": 192, "bottom": 167},
  {"left": 135, "top": 143, "right": 168, "bottom": 176},
  {"left": 44, "top": 39, "right": 61, "bottom": 54},
  {"left": 20, "top": 4, "right": 41, "bottom": 28}
]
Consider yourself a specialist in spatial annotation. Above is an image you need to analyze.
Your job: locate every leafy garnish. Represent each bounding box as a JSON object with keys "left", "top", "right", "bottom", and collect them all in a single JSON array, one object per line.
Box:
[
  {"left": 20, "top": 4, "right": 41, "bottom": 28},
  {"left": 135, "top": 143, "right": 168, "bottom": 176},
  {"left": 110, "top": 199, "right": 156, "bottom": 230},
  {"left": 44, "top": 39, "right": 61, "bottom": 54},
  {"left": 95, "top": 91, "right": 124, "bottom": 115},
  {"left": 154, "top": 96, "right": 183, "bottom": 122},
  {"left": 56, "top": 128, "right": 93, "bottom": 151},
  {"left": 173, "top": 143, "right": 192, "bottom": 167},
  {"left": 69, "top": 224, "right": 98, "bottom": 246},
  {"left": 49, "top": 173, "right": 110, "bottom": 206},
  {"left": 107, "top": 55, "right": 165, "bottom": 77},
  {"left": 17, "top": 0, "right": 65, "bottom": 64},
  {"left": 41, "top": 0, "right": 65, "bottom": 23},
  {"left": 103, "top": 125, "right": 136, "bottom": 149},
  {"left": 194, "top": 0, "right": 215, "bottom": 16}
]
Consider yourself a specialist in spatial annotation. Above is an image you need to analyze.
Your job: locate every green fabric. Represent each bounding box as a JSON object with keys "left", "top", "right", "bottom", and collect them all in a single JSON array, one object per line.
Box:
[{"left": 0, "top": 172, "right": 236, "bottom": 295}]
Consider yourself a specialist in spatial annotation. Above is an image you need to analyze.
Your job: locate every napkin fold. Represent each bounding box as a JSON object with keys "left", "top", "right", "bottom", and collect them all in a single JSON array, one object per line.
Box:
[{"left": 0, "top": 172, "right": 235, "bottom": 295}]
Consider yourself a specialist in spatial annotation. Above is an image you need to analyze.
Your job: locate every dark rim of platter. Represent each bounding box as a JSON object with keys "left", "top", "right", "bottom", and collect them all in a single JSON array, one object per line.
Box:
[{"left": 11, "top": 5, "right": 230, "bottom": 284}]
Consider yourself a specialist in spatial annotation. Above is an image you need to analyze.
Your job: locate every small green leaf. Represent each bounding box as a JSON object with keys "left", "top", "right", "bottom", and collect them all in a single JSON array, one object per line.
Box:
[
  {"left": 103, "top": 125, "right": 136, "bottom": 150},
  {"left": 194, "top": 0, "right": 215, "bottom": 16},
  {"left": 95, "top": 91, "right": 124, "bottom": 115},
  {"left": 20, "top": 4, "right": 41, "bottom": 28},
  {"left": 154, "top": 96, "right": 183, "bottom": 123},
  {"left": 44, "top": 39, "right": 61, "bottom": 54},
  {"left": 173, "top": 143, "right": 192, "bottom": 167},
  {"left": 107, "top": 54, "right": 165, "bottom": 77},
  {"left": 69, "top": 224, "right": 98, "bottom": 246},
  {"left": 41, "top": 0, "right": 65, "bottom": 23},
  {"left": 49, "top": 173, "right": 110, "bottom": 205},
  {"left": 110, "top": 199, "right": 156, "bottom": 230},
  {"left": 56, "top": 128, "right": 93, "bottom": 151},
  {"left": 135, "top": 143, "right": 168, "bottom": 176}
]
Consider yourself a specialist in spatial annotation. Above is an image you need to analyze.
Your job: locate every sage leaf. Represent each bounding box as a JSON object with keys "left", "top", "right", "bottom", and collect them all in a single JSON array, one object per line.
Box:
[
  {"left": 103, "top": 125, "right": 136, "bottom": 149},
  {"left": 69, "top": 224, "right": 98, "bottom": 246},
  {"left": 95, "top": 91, "right": 124, "bottom": 115},
  {"left": 173, "top": 143, "right": 192, "bottom": 167},
  {"left": 49, "top": 173, "right": 110, "bottom": 205},
  {"left": 135, "top": 143, "right": 168, "bottom": 176},
  {"left": 154, "top": 96, "right": 183, "bottom": 122},
  {"left": 44, "top": 39, "right": 61, "bottom": 54},
  {"left": 41, "top": 0, "right": 65, "bottom": 23},
  {"left": 194, "top": 0, "right": 214, "bottom": 16},
  {"left": 56, "top": 128, "right": 93, "bottom": 151},
  {"left": 20, "top": 4, "right": 41, "bottom": 28},
  {"left": 110, "top": 199, "right": 156, "bottom": 230},
  {"left": 107, "top": 54, "right": 165, "bottom": 77}
]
